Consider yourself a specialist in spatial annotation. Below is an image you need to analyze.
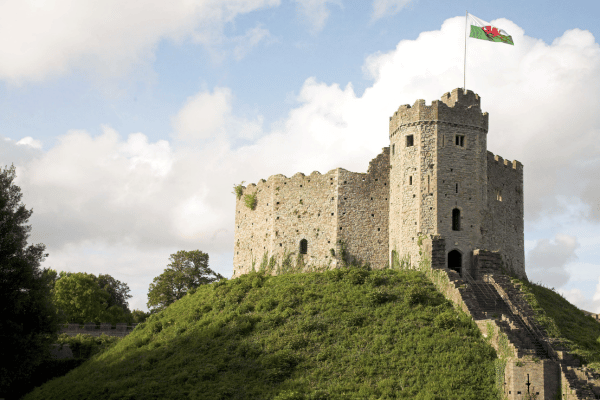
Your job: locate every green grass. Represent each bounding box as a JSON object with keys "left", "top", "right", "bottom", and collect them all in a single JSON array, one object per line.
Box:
[
  {"left": 514, "top": 278, "right": 600, "bottom": 369},
  {"left": 25, "top": 267, "right": 500, "bottom": 400}
]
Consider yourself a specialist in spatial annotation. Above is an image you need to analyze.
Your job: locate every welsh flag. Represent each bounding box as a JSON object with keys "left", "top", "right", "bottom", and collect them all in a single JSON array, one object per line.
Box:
[{"left": 468, "top": 13, "right": 514, "bottom": 45}]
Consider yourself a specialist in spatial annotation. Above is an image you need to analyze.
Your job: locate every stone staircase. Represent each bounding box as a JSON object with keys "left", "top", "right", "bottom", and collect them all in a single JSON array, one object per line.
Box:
[
  {"left": 465, "top": 273, "right": 549, "bottom": 360},
  {"left": 561, "top": 365, "right": 598, "bottom": 399},
  {"left": 459, "top": 271, "right": 600, "bottom": 399}
]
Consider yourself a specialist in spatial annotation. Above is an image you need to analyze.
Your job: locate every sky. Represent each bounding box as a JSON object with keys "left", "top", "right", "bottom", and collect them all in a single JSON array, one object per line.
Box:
[{"left": 1, "top": 0, "right": 600, "bottom": 313}]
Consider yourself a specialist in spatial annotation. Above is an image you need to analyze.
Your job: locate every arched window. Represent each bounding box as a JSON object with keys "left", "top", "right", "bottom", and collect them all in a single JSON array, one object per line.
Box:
[
  {"left": 299, "top": 239, "right": 308, "bottom": 254},
  {"left": 452, "top": 208, "right": 460, "bottom": 231}
]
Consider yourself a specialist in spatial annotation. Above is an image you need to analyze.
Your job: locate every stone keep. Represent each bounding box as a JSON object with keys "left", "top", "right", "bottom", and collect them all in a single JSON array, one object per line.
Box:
[{"left": 233, "top": 88, "right": 525, "bottom": 279}]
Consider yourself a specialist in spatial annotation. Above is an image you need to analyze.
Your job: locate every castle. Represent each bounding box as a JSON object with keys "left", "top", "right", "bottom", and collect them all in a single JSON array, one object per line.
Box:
[{"left": 233, "top": 88, "right": 525, "bottom": 280}]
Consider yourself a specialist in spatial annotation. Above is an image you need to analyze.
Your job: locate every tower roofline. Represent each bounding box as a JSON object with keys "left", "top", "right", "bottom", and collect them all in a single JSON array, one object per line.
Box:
[{"left": 389, "top": 88, "right": 489, "bottom": 136}]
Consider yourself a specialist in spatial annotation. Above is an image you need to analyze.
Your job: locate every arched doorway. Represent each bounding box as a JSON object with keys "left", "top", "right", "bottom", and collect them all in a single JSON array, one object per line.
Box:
[{"left": 448, "top": 250, "right": 462, "bottom": 275}]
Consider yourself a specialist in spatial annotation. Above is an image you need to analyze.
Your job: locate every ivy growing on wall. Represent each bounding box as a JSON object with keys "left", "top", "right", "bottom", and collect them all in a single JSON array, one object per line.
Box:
[{"left": 244, "top": 193, "right": 257, "bottom": 210}]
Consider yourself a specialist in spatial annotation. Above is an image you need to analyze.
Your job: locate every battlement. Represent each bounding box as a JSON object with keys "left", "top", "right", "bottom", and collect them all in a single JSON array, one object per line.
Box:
[
  {"left": 389, "top": 88, "right": 488, "bottom": 137},
  {"left": 487, "top": 151, "right": 523, "bottom": 172},
  {"left": 440, "top": 88, "right": 481, "bottom": 108}
]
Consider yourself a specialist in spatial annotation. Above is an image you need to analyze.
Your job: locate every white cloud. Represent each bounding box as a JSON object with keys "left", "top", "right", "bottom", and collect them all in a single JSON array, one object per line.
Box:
[
  {"left": 233, "top": 25, "right": 273, "bottom": 60},
  {"left": 172, "top": 88, "right": 232, "bottom": 141},
  {"left": 526, "top": 234, "right": 579, "bottom": 288},
  {"left": 171, "top": 87, "right": 263, "bottom": 142},
  {"left": 293, "top": 0, "right": 342, "bottom": 33},
  {"left": 16, "top": 136, "right": 43, "bottom": 149},
  {"left": 0, "top": 0, "right": 280, "bottom": 84},
  {"left": 560, "top": 277, "right": 600, "bottom": 313},
  {"left": 371, "top": 0, "right": 412, "bottom": 21},
  {"left": 9, "top": 15, "right": 600, "bottom": 312}
]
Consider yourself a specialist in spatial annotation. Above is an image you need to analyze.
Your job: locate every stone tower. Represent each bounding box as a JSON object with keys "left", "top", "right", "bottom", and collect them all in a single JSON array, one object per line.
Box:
[{"left": 389, "top": 88, "right": 490, "bottom": 276}]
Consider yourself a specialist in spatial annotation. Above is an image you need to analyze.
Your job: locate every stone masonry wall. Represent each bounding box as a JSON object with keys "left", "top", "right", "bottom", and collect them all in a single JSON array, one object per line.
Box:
[
  {"left": 338, "top": 148, "right": 390, "bottom": 269},
  {"left": 233, "top": 170, "right": 339, "bottom": 275},
  {"left": 483, "top": 152, "right": 525, "bottom": 278}
]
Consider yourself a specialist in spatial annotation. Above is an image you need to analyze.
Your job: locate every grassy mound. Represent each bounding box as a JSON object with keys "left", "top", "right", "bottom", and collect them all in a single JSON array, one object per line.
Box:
[
  {"left": 515, "top": 279, "right": 600, "bottom": 369},
  {"left": 25, "top": 268, "right": 499, "bottom": 400}
]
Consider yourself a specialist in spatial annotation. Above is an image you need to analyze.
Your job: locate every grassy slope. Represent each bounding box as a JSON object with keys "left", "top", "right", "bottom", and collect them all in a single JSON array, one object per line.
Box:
[
  {"left": 515, "top": 279, "right": 600, "bottom": 369},
  {"left": 25, "top": 268, "right": 500, "bottom": 400}
]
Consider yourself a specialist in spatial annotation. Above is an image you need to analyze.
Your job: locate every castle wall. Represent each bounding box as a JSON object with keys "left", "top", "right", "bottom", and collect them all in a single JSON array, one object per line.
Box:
[
  {"left": 233, "top": 179, "right": 274, "bottom": 275},
  {"left": 337, "top": 148, "right": 390, "bottom": 269},
  {"left": 483, "top": 152, "right": 525, "bottom": 278},
  {"left": 233, "top": 170, "right": 340, "bottom": 275}
]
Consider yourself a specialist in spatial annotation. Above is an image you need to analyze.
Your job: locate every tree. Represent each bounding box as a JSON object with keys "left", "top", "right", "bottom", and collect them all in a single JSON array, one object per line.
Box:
[
  {"left": 147, "top": 250, "right": 223, "bottom": 312},
  {"left": 128, "top": 309, "right": 150, "bottom": 324},
  {"left": 96, "top": 273, "right": 132, "bottom": 314},
  {"left": 0, "top": 164, "right": 60, "bottom": 398},
  {"left": 49, "top": 270, "right": 133, "bottom": 324},
  {"left": 53, "top": 272, "right": 111, "bottom": 324}
]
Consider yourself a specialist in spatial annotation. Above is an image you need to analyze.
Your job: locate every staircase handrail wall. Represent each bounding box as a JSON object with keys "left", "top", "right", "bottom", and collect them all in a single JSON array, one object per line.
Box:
[{"left": 484, "top": 275, "right": 559, "bottom": 361}]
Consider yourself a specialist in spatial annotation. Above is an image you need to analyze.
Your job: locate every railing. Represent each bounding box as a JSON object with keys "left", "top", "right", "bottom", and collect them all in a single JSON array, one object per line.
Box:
[
  {"left": 462, "top": 270, "right": 498, "bottom": 310},
  {"left": 483, "top": 275, "right": 559, "bottom": 361}
]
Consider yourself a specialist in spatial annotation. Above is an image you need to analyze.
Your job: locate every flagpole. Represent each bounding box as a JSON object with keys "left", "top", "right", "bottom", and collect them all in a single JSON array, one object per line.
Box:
[{"left": 463, "top": 10, "right": 468, "bottom": 91}]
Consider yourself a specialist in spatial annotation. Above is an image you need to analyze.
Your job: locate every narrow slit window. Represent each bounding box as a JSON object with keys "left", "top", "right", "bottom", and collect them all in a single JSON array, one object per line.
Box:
[
  {"left": 392, "top": 143, "right": 395, "bottom": 155},
  {"left": 406, "top": 135, "right": 414, "bottom": 147},
  {"left": 455, "top": 135, "right": 465, "bottom": 147},
  {"left": 427, "top": 175, "right": 430, "bottom": 193},
  {"left": 409, "top": 176, "right": 413, "bottom": 185},
  {"left": 452, "top": 208, "right": 461, "bottom": 231},
  {"left": 455, "top": 183, "right": 458, "bottom": 193}
]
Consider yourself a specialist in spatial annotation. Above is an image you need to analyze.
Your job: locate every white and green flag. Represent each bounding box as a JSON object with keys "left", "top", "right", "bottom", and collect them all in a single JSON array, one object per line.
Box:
[{"left": 468, "top": 13, "right": 514, "bottom": 45}]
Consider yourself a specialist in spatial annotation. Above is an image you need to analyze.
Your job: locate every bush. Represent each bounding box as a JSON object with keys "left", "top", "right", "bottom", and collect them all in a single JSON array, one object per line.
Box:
[{"left": 56, "top": 333, "right": 120, "bottom": 359}]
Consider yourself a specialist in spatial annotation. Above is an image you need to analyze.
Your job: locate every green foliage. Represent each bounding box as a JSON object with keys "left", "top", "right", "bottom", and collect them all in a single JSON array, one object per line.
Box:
[
  {"left": 147, "top": 250, "right": 224, "bottom": 312},
  {"left": 515, "top": 279, "right": 600, "bottom": 370},
  {"left": 0, "top": 164, "right": 60, "bottom": 400},
  {"left": 49, "top": 270, "right": 133, "bottom": 325},
  {"left": 232, "top": 181, "right": 245, "bottom": 200},
  {"left": 129, "top": 309, "right": 150, "bottom": 324},
  {"left": 53, "top": 272, "right": 111, "bottom": 324},
  {"left": 24, "top": 268, "right": 500, "bottom": 400},
  {"left": 95, "top": 273, "right": 133, "bottom": 315},
  {"left": 391, "top": 249, "right": 411, "bottom": 270},
  {"left": 244, "top": 192, "right": 258, "bottom": 210},
  {"left": 56, "top": 333, "right": 121, "bottom": 359}
]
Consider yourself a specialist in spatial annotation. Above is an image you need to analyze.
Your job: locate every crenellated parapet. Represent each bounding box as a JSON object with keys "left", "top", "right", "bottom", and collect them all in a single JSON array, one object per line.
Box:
[
  {"left": 487, "top": 151, "right": 523, "bottom": 173},
  {"left": 389, "top": 88, "right": 489, "bottom": 138}
]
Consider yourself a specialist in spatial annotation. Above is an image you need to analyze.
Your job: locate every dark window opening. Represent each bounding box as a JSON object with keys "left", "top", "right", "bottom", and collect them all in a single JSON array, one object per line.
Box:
[
  {"left": 448, "top": 250, "right": 462, "bottom": 275},
  {"left": 452, "top": 208, "right": 461, "bottom": 231},
  {"left": 455, "top": 135, "right": 465, "bottom": 147},
  {"left": 392, "top": 143, "right": 395, "bottom": 155},
  {"left": 456, "top": 183, "right": 458, "bottom": 193},
  {"left": 299, "top": 239, "right": 308, "bottom": 254},
  {"left": 406, "top": 135, "right": 414, "bottom": 147},
  {"left": 409, "top": 176, "right": 412, "bottom": 185}
]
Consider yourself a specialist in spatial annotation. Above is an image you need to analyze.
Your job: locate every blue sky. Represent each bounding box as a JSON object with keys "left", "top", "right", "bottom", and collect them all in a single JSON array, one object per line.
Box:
[{"left": 2, "top": 0, "right": 599, "bottom": 313}]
